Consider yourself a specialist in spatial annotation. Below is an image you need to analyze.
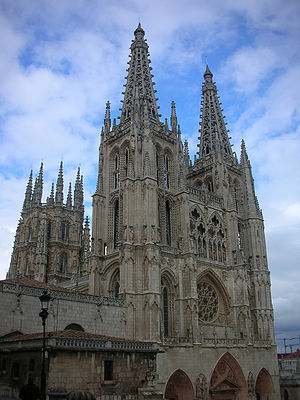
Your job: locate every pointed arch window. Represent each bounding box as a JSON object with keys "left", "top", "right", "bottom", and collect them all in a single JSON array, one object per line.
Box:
[
  {"left": 114, "top": 200, "right": 119, "bottom": 249},
  {"left": 109, "top": 269, "right": 120, "bottom": 298},
  {"left": 125, "top": 148, "right": 129, "bottom": 176},
  {"left": 166, "top": 200, "right": 171, "bottom": 246},
  {"left": 59, "top": 253, "right": 68, "bottom": 273},
  {"left": 163, "top": 154, "right": 170, "bottom": 189},
  {"left": 61, "top": 221, "right": 69, "bottom": 241},
  {"left": 161, "top": 276, "right": 175, "bottom": 338},
  {"left": 163, "top": 287, "right": 169, "bottom": 337},
  {"left": 47, "top": 220, "right": 51, "bottom": 239},
  {"left": 114, "top": 154, "right": 120, "bottom": 189}
]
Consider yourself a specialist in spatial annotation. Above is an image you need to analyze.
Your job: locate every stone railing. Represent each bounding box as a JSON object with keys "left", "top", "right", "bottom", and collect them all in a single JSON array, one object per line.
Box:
[
  {"left": 0, "top": 281, "right": 124, "bottom": 307},
  {"left": 162, "top": 336, "right": 272, "bottom": 348},
  {"left": 53, "top": 338, "right": 155, "bottom": 352},
  {"left": 187, "top": 185, "right": 223, "bottom": 207}
]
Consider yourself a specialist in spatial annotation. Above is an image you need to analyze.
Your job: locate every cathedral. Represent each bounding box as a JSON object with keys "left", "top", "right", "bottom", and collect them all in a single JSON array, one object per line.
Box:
[{"left": 0, "top": 24, "right": 280, "bottom": 400}]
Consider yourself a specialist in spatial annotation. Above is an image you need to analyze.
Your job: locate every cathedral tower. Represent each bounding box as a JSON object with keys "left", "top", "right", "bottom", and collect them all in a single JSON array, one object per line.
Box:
[{"left": 8, "top": 163, "right": 90, "bottom": 285}]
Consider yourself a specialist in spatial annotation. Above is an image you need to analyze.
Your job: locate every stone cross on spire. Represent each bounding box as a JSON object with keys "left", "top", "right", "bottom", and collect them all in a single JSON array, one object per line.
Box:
[{"left": 119, "top": 23, "right": 160, "bottom": 124}]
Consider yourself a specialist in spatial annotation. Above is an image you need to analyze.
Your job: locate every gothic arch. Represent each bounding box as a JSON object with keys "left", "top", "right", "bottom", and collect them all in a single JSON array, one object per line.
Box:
[
  {"left": 109, "top": 146, "right": 120, "bottom": 190},
  {"left": 161, "top": 270, "right": 176, "bottom": 337},
  {"left": 108, "top": 267, "right": 120, "bottom": 298},
  {"left": 197, "top": 269, "right": 231, "bottom": 324},
  {"left": 255, "top": 368, "right": 274, "bottom": 400},
  {"left": 165, "top": 369, "right": 194, "bottom": 400},
  {"left": 209, "top": 352, "right": 247, "bottom": 399}
]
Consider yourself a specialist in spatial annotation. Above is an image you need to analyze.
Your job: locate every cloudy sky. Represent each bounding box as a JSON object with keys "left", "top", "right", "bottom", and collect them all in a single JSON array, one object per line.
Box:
[{"left": 0, "top": 0, "right": 299, "bottom": 351}]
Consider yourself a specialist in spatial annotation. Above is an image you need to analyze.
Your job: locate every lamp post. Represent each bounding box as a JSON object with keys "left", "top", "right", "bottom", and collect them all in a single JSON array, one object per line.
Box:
[{"left": 39, "top": 290, "right": 51, "bottom": 400}]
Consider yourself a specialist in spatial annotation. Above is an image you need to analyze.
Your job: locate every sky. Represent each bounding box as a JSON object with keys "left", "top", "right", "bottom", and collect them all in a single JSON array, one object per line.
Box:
[{"left": 0, "top": 0, "right": 299, "bottom": 352}]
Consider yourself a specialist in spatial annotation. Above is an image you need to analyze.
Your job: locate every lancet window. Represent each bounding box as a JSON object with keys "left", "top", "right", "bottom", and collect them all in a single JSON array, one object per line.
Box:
[
  {"left": 114, "top": 154, "right": 120, "bottom": 189},
  {"left": 163, "top": 154, "right": 170, "bottom": 189},
  {"left": 190, "top": 210, "right": 226, "bottom": 263},
  {"left": 161, "top": 275, "right": 175, "bottom": 338},
  {"left": 190, "top": 207, "right": 206, "bottom": 257},
  {"left": 166, "top": 200, "right": 171, "bottom": 246},
  {"left": 59, "top": 253, "right": 68, "bottom": 273},
  {"left": 109, "top": 269, "right": 120, "bottom": 298},
  {"left": 61, "top": 221, "right": 69, "bottom": 241},
  {"left": 113, "top": 200, "right": 119, "bottom": 249}
]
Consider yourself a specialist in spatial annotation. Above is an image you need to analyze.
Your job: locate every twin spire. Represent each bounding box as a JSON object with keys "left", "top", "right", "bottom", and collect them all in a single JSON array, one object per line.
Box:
[
  {"left": 197, "top": 65, "right": 233, "bottom": 161},
  {"left": 101, "top": 25, "right": 242, "bottom": 167},
  {"left": 22, "top": 162, "right": 84, "bottom": 211},
  {"left": 119, "top": 23, "right": 160, "bottom": 123}
]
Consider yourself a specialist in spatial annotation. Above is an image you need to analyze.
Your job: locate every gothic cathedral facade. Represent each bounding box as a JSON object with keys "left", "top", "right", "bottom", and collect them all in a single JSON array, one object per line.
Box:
[{"left": 5, "top": 24, "right": 280, "bottom": 399}]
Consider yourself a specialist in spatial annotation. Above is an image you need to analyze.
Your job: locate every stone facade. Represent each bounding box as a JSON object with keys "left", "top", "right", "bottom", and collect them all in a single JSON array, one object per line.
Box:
[{"left": 1, "top": 23, "right": 280, "bottom": 399}]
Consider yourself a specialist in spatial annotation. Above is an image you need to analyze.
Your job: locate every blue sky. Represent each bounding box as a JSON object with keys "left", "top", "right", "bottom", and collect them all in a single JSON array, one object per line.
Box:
[{"left": 0, "top": 0, "right": 300, "bottom": 352}]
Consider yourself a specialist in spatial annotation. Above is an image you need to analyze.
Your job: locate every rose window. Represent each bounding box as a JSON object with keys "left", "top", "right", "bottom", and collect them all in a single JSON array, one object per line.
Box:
[{"left": 197, "top": 281, "right": 218, "bottom": 322}]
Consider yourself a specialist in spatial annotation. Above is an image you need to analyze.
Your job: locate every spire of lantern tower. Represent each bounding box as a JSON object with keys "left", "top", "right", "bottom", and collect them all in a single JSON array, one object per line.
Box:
[
  {"left": 74, "top": 167, "right": 84, "bottom": 210},
  {"left": 66, "top": 182, "right": 72, "bottom": 208},
  {"left": 55, "top": 161, "right": 64, "bottom": 205},
  {"left": 104, "top": 101, "right": 111, "bottom": 132},
  {"left": 198, "top": 65, "right": 233, "bottom": 161},
  {"left": 119, "top": 24, "right": 160, "bottom": 124},
  {"left": 32, "top": 163, "right": 43, "bottom": 206},
  {"left": 170, "top": 101, "right": 177, "bottom": 132},
  {"left": 23, "top": 170, "right": 33, "bottom": 210},
  {"left": 47, "top": 182, "right": 55, "bottom": 206}
]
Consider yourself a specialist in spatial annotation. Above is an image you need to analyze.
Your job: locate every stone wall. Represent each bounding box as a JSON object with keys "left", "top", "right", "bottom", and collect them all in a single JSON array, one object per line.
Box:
[{"left": 0, "top": 282, "right": 125, "bottom": 338}]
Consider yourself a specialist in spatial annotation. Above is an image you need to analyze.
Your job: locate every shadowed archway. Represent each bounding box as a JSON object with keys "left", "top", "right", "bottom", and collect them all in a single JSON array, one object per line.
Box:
[
  {"left": 165, "top": 369, "right": 194, "bottom": 400},
  {"left": 255, "top": 368, "right": 274, "bottom": 400},
  {"left": 209, "top": 352, "right": 247, "bottom": 400}
]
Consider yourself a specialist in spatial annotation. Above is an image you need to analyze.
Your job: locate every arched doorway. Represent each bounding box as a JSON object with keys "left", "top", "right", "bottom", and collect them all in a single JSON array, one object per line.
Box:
[
  {"left": 209, "top": 352, "right": 247, "bottom": 400},
  {"left": 165, "top": 369, "right": 194, "bottom": 400},
  {"left": 255, "top": 368, "right": 274, "bottom": 400}
]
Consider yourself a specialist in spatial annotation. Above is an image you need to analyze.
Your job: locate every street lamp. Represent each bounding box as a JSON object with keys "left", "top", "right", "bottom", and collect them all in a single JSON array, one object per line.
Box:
[{"left": 39, "top": 290, "right": 51, "bottom": 400}]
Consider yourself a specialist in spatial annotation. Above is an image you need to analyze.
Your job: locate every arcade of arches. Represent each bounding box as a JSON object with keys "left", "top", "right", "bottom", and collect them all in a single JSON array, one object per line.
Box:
[{"left": 164, "top": 353, "right": 274, "bottom": 400}]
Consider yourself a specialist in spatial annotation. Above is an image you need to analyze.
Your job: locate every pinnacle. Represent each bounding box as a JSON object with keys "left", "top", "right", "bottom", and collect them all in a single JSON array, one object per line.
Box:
[{"left": 204, "top": 64, "right": 213, "bottom": 77}]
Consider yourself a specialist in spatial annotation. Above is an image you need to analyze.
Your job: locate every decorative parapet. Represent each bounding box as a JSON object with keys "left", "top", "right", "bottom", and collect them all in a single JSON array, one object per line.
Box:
[
  {"left": 162, "top": 336, "right": 272, "bottom": 348},
  {"left": 186, "top": 185, "right": 223, "bottom": 207},
  {"left": 0, "top": 281, "right": 124, "bottom": 307}
]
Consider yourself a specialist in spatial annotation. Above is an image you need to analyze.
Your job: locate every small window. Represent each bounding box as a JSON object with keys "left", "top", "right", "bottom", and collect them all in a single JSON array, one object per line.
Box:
[
  {"left": 11, "top": 362, "right": 20, "bottom": 379},
  {"left": 104, "top": 360, "right": 113, "bottom": 381},
  {"left": 29, "top": 358, "right": 35, "bottom": 372},
  {"left": 1, "top": 358, "right": 7, "bottom": 373},
  {"left": 61, "top": 222, "right": 69, "bottom": 241},
  {"left": 60, "top": 253, "right": 68, "bottom": 273},
  {"left": 104, "top": 243, "right": 108, "bottom": 255}
]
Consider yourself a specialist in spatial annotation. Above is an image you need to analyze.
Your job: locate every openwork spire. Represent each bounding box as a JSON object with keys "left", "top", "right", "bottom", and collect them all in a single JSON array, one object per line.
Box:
[
  {"left": 55, "top": 161, "right": 64, "bottom": 205},
  {"left": 74, "top": 167, "right": 84, "bottom": 210},
  {"left": 23, "top": 170, "right": 33, "bottom": 210},
  {"left": 104, "top": 101, "right": 111, "bottom": 132},
  {"left": 66, "top": 182, "right": 72, "bottom": 208},
  {"left": 198, "top": 65, "right": 233, "bottom": 160},
  {"left": 120, "top": 23, "right": 160, "bottom": 123},
  {"left": 32, "top": 162, "right": 43, "bottom": 206},
  {"left": 170, "top": 101, "right": 177, "bottom": 132}
]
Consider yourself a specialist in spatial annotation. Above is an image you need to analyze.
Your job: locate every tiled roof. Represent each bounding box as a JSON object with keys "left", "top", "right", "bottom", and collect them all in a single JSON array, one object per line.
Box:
[
  {"left": 0, "top": 330, "right": 142, "bottom": 344},
  {"left": 282, "top": 349, "right": 300, "bottom": 359},
  {"left": 0, "top": 277, "right": 72, "bottom": 292}
]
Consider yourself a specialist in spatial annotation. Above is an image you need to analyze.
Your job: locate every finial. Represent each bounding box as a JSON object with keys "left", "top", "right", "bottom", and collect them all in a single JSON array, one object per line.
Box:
[
  {"left": 66, "top": 182, "right": 72, "bottom": 208},
  {"left": 55, "top": 161, "right": 64, "bottom": 205},
  {"left": 23, "top": 170, "right": 33, "bottom": 210},
  {"left": 171, "top": 100, "right": 177, "bottom": 132},
  {"left": 104, "top": 101, "right": 111, "bottom": 132}
]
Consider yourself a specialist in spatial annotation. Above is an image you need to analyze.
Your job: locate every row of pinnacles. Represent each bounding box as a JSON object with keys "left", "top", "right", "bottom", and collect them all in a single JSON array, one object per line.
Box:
[{"left": 8, "top": 162, "right": 90, "bottom": 286}]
